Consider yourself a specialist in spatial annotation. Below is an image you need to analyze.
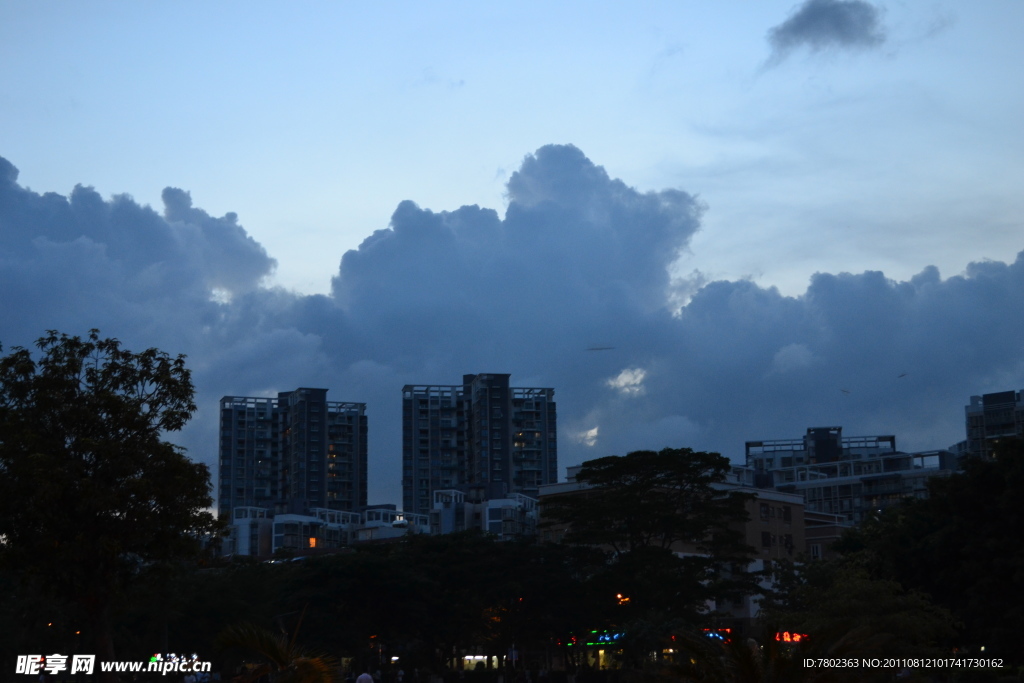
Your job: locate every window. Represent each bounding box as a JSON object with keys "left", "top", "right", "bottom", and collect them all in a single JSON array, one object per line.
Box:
[
  {"left": 761, "top": 532, "right": 772, "bottom": 548},
  {"left": 759, "top": 503, "right": 770, "bottom": 520}
]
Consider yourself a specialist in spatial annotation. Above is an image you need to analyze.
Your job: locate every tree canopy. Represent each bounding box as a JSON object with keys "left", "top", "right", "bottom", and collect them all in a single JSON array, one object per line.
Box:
[
  {"left": 831, "top": 438, "right": 1024, "bottom": 663},
  {"left": 0, "top": 330, "right": 218, "bottom": 671},
  {"left": 541, "top": 447, "right": 756, "bottom": 657},
  {"left": 541, "top": 447, "right": 752, "bottom": 555}
]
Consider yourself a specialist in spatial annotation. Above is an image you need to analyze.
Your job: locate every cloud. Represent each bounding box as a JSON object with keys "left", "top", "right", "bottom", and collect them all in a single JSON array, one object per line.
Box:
[
  {"left": 607, "top": 368, "right": 647, "bottom": 396},
  {"left": 767, "top": 343, "right": 817, "bottom": 376},
  {"left": 2, "top": 146, "right": 1023, "bottom": 508},
  {"left": 573, "top": 427, "right": 600, "bottom": 448},
  {"left": 767, "top": 0, "right": 886, "bottom": 65}
]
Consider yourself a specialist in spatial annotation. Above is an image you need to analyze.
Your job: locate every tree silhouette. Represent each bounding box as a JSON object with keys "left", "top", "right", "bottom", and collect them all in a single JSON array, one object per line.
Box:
[
  {"left": 541, "top": 448, "right": 756, "bottom": 662},
  {"left": 0, "top": 330, "right": 219, "bottom": 679},
  {"left": 833, "top": 438, "right": 1024, "bottom": 663}
]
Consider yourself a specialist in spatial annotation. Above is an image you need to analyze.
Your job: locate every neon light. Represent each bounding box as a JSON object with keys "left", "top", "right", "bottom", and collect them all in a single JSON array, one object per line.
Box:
[{"left": 702, "top": 628, "right": 732, "bottom": 644}]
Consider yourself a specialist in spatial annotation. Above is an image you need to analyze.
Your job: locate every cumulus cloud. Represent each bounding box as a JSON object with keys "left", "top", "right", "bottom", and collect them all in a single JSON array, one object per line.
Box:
[
  {"left": 607, "top": 368, "right": 647, "bottom": 396},
  {"left": 2, "top": 146, "right": 1023, "bottom": 507},
  {"left": 573, "top": 427, "right": 600, "bottom": 448},
  {"left": 767, "top": 343, "right": 817, "bottom": 376},
  {"left": 767, "top": 0, "right": 886, "bottom": 65}
]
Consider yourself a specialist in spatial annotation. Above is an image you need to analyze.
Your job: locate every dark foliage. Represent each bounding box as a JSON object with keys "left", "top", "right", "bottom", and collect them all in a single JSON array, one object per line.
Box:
[
  {"left": 0, "top": 330, "right": 219, "bottom": 675},
  {"left": 828, "top": 438, "right": 1024, "bottom": 664},
  {"left": 541, "top": 448, "right": 757, "bottom": 663}
]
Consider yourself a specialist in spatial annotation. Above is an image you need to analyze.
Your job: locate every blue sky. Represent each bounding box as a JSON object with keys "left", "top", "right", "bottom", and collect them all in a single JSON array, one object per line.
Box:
[
  {"left": 2, "top": 1, "right": 1023, "bottom": 506},
  {"left": 5, "top": 1, "right": 1022, "bottom": 294}
]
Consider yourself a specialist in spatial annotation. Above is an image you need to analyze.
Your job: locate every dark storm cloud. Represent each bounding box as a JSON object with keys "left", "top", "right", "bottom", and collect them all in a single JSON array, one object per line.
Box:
[
  {"left": 0, "top": 157, "right": 275, "bottom": 303},
  {"left": 2, "top": 147, "right": 1023, "bottom": 506},
  {"left": 767, "top": 0, "right": 886, "bottom": 64},
  {"left": 333, "top": 145, "right": 700, "bottom": 333},
  {"left": 161, "top": 187, "right": 277, "bottom": 294}
]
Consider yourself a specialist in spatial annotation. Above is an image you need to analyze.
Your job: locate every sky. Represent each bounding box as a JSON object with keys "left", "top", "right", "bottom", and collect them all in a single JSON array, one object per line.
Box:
[{"left": 2, "top": 1, "right": 1023, "bottom": 508}]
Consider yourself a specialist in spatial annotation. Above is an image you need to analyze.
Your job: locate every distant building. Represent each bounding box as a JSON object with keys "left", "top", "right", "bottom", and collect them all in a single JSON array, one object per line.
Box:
[
  {"left": 746, "top": 426, "right": 957, "bottom": 524},
  {"left": 402, "top": 374, "right": 557, "bottom": 515},
  {"left": 354, "top": 505, "right": 430, "bottom": 543},
  {"left": 803, "top": 510, "right": 851, "bottom": 561},
  {"left": 218, "top": 388, "right": 368, "bottom": 519},
  {"left": 223, "top": 506, "right": 274, "bottom": 557},
  {"left": 269, "top": 507, "right": 363, "bottom": 555},
  {"left": 963, "top": 389, "right": 1024, "bottom": 459},
  {"left": 224, "top": 504, "right": 430, "bottom": 557},
  {"left": 429, "top": 487, "right": 539, "bottom": 540}
]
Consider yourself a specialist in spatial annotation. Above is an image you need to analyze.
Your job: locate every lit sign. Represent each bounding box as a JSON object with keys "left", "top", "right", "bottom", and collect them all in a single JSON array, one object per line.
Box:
[{"left": 571, "top": 631, "right": 625, "bottom": 647}]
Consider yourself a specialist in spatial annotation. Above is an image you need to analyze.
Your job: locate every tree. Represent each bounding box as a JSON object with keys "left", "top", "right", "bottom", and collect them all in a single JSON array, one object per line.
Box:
[
  {"left": 0, "top": 330, "right": 219, "bottom": 675},
  {"left": 218, "top": 617, "right": 338, "bottom": 683},
  {"left": 541, "top": 448, "right": 752, "bottom": 555},
  {"left": 541, "top": 448, "right": 756, "bottom": 658},
  {"left": 833, "top": 438, "right": 1024, "bottom": 663},
  {"left": 758, "top": 558, "right": 956, "bottom": 661}
]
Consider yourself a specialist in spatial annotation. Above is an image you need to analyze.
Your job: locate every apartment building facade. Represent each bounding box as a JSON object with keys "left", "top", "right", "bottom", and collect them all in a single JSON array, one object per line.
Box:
[
  {"left": 963, "top": 389, "right": 1024, "bottom": 459},
  {"left": 218, "top": 388, "right": 368, "bottom": 519},
  {"left": 402, "top": 373, "right": 556, "bottom": 515}
]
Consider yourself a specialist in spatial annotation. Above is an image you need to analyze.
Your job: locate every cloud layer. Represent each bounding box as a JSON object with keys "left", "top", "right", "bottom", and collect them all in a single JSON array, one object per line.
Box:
[
  {"left": 2, "top": 147, "right": 1022, "bottom": 506},
  {"left": 767, "top": 0, "right": 886, "bottom": 64}
]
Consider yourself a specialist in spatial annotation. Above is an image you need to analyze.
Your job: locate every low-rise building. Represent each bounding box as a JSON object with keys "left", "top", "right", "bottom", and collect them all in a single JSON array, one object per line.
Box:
[
  {"left": 354, "top": 506, "right": 430, "bottom": 542},
  {"left": 223, "top": 506, "right": 274, "bottom": 557},
  {"left": 804, "top": 510, "right": 851, "bottom": 561},
  {"left": 271, "top": 508, "right": 362, "bottom": 555},
  {"left": 746, "top": 427, "right": 957, "bottom": 524},
  {"left": 429, "top": 487, "right": 539, "bottom": 539}
]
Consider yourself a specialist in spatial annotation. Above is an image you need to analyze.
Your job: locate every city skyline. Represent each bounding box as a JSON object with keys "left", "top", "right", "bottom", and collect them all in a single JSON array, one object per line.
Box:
[
  {"left": 3, "top": 141, "right": 1022, "bottom": 506},
  {"left": 2, "top": 2, "right": 1023, "bottom": 506}
]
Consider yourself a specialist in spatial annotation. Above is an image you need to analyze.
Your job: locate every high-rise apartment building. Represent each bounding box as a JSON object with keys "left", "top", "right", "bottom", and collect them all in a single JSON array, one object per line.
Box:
[
  {"left": 401, "top": 374, "right": 557, "bottom": 515},
  {"left": 218, "top": 388, "right": 367, "bottom": 519},
  {"left": 964, "top": 389, "right": 1024, "bottom": 459}
]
